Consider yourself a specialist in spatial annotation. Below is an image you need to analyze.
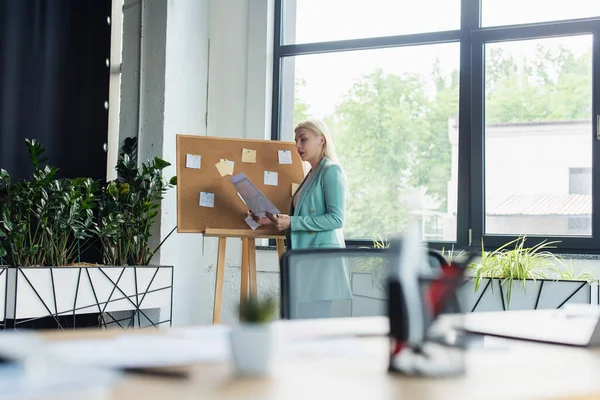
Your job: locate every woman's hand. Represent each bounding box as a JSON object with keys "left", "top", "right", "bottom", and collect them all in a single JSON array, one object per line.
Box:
[
  {"left": 266, "top": 212, "right": 291, "bottom": 231},
  {"left": 251, "top": 213, "right": 273, "bottom": 226}
]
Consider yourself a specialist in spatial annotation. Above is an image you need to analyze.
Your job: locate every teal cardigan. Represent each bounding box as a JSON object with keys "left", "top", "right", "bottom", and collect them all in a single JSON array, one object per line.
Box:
[
  {"left": 289, "top": 156, "right": 346, "bottom": 249},
  {"left": 287, "top": 157, "right": 352, "bottom": 303}
]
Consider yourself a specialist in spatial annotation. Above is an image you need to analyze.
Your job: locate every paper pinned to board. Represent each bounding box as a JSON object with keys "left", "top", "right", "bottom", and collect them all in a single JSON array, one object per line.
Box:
[
  {"left": 291, "top": 183, "right": 300, "bottom": 196},
  {"left": 199, "top": 192, "right": 215, "bottom": 208},
  {"left": 215, "top": 159, "right": 234, "bottom": 176},
  {"left": 264, "top": 171, "right": 278, "bottom": 186},
  {"left": 278, "top": 150, "right": 292, "bottom": 164},
  {"left": 241, "top": 148, "right": 256, "bottom": 163},
  {"left": 186, "top": 154, "right": 201, "bottom": 169}
]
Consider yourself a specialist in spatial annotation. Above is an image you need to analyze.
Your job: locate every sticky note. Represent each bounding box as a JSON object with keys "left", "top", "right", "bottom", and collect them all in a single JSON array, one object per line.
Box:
[
  {"left": 291, "top": 183, "right": 300, "bottom": 196},
  {"left": 199, "top": 192, "right": 215, "bottom": 208},
  {"left": 186, "top": 154, "right": 201, "bottom": 169},
  {"left": 242, "top": 148, "right": 256, "bottom": 163},
  {"left": 244, "top": 215, "right": 260, "bottom": 230},
  {"left": 278, "top": 150, "right": 292, "bottom": 164},
  {"left": 215, "top": 159, "right": 234, "bottom": 176},
  {"left": 264, "top": 171, "right": 278, "bottom": 186}
]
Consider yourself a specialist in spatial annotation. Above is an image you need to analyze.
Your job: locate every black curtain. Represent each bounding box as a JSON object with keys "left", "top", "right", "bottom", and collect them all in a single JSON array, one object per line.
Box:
[{"left": 0, "top": 0, "right": 111, "bottom": 181}]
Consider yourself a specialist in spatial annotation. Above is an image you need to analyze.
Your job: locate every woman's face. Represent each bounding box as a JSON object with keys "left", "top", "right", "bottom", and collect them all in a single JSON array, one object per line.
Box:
[{"left": 295, "top": 128, "right": 324, "bottom": 163}]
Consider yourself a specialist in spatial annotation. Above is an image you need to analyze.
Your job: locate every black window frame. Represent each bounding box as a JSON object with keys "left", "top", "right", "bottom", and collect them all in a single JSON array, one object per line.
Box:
[{"left": 271, "top": 0, "right": 600, "bottom": 253}]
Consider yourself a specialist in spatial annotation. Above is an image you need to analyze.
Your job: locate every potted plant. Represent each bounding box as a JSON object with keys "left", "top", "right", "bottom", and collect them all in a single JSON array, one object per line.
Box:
[
  {"left": 460, "top": 235, "right": 597, "bottom": 311},
  {"left": 230, "top": 297, "right": 277, "bottom": 376},
  {"left": 0, "top": 138, "right": 177, "bottom": 330},
  {"left": 95, "top": 137, "right": 177, "bottom": 266}
]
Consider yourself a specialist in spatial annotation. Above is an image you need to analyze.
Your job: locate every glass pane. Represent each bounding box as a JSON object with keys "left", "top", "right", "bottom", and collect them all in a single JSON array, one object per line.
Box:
[
  {"left": 283, "top": 0, "right": 460, "bottom": 44},
  {"left": 482, "top": 0, "right": 600, "bottom": 27},
  {"left": 484, "top": 35, "right": 593, "bottom": 236},
  {"left": 280, "top": 44, "right": 460, "bottom": 241}
]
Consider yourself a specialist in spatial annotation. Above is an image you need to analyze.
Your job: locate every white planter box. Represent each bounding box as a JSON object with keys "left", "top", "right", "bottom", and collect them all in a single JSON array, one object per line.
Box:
[
  {"left": 457, "top": 278, "right": 597, "bottom": 312},
  {"left": 345, "top": 272, "right": 597, "bottom": 315},
  {"left": 4, "top": 266, "right": 173, "bottom": 329}
]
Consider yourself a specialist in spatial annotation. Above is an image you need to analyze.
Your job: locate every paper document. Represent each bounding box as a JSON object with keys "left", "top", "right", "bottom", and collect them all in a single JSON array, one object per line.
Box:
[
  {"left": 291, "top": 182, "right": 300, "bottom": 196},
  {"left": 264, "top": 171, "right": 279, "bottom": 186},
  {"left": 199, "top": 192, "right": 215, "bottom": 208},
  {"left": 241, "top": 148, "right": 256, "bottom": 163},
  {"left": 44, "top": 334, "right": 230, "bottom": 369},
  {"left": 215, "top": 159, "right": 234, "bottom": 176},
  {"left": 186, "top": 154, "right": 201, "bottom": 169},
  {"left": 245, "top": 215, "right": 260, "bottom": 230},
  {"left": 278, "top": 150, "right": 292, "bottom": 164},
  {"left": 229, "top": 173, "right": 280, "bottom": 217}
]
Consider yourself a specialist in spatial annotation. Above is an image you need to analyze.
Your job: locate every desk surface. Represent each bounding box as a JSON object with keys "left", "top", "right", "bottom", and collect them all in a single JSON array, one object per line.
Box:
[{"left": 39, "top": 311, "right": 600, "bottom": 400}]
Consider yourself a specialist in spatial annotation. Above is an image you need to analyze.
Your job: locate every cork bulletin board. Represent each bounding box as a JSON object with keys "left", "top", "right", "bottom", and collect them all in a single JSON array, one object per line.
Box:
[{"left": 175, "top": 135, "right": 305, "bottom": 234}]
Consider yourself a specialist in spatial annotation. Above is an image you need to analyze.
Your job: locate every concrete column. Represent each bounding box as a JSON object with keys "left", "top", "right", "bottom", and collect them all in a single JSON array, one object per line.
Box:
[{"left": 115, "top": 0, "right": 277, "bottom": 326}]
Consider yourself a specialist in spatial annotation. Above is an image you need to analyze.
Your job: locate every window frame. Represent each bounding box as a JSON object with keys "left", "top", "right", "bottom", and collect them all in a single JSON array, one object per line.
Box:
[
  {"left": 272, "top": 0, "right": 600, "bottom": 253},
  {"left": 470, "top": 19, "right": 600, "bottom": 253}
]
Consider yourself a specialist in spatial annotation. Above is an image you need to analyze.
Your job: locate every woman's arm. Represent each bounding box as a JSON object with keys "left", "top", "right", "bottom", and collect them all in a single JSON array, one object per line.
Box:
[{"left": 290, "top": 164, "right": 346, "bottom": 232}]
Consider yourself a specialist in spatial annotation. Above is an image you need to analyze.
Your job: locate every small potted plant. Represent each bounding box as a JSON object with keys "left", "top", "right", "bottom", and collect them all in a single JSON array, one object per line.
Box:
[{"left": 230, "top": 297, "right": 277, "bottom": 376}]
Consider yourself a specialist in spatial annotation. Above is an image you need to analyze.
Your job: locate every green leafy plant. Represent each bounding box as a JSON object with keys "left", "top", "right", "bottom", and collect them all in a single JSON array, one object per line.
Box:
[
  {"left": 0, "top": 140, "right": 97, "bottom": 266},
  {"left": 468, "top": 235, "right": 595, "bottom": 309},
  {"left": 238, "top": 297, "right": 277, "bottom": 324},
  {"left": 440, "top": 245, "right": 465, "bottom": 264},
  {"left": 96, "top": 138, "right": 177, "bottom": 266},
  {"left": 547, "top": 260, "right": 597, "bottom": 284}
]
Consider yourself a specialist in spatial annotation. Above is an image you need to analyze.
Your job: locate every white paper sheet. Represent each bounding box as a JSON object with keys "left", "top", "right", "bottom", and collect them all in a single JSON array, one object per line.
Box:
[
  {"left": 278, "top": 150, "right": 292, "bottom": 164},
  {"left": 186, "top": 154, "right": 201, "bottom": 169},
  {"left": 199, "top": 192, "right": 215, "bottom": 208},
  {"left": 245, "top": 215, "right": 260, "bottom": 230},
  {"left": 264, "top": 171, "right": 279, "bottom": 186},
  {"left": 229, "top": 173, "right": 280, "bottom": 217},
  {"left": 44, "top": 334, "right": 230, "bottom": 369}
]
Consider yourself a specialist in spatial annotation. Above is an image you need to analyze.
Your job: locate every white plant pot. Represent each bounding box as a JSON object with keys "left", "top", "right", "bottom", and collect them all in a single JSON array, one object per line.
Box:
[{"left": 230, "top": 323, "right": 274, "bottom": 376}]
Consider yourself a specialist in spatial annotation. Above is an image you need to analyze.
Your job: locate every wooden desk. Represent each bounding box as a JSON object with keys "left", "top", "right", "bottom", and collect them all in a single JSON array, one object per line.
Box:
[{"left": 38, "top": 313, "right": 600, "bottom": 400}]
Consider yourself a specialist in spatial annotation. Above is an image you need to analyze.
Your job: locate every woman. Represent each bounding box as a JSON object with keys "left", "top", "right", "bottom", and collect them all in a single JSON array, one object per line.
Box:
[{"left": 253, "top": 119, "right": 352, "bottom": 318}]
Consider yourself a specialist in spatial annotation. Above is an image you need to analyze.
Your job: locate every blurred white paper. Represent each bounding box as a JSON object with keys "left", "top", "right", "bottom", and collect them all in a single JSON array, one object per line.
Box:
[
  {"left": 264, "top": 171, "right": 278, "bottom": 186},
  {"left": 278, "top": 150, "right": 292, "bottom": 164},
  {"left": 186, "top": 154, "right": 201, "bottom": 169},
  {"left": 199, "top": 192, "right": 215, "bottom": 208},
  {"left": 45, "top": 334, "right": 229, "bottom": 369},
  {"left": 237, "top": 192, "right": 247, "bottom": 205},
  {"left": 229, "top": 173, "right": 280, "bottom": 217},
  {"left": 245, "top": 215, "right": 260, "bottom": 230}
]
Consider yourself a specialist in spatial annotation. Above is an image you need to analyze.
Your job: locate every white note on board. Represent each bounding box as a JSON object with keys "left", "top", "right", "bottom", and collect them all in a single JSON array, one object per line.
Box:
[
  {"left": 264, "top": 171, "right": 278, "bottom": 186},
  {"left": 186, "top": 154, "right": 201, "bottom": 169},
  {"left": 278, "top": 150, "right": 292, "bottom": 164},
  {"left": 244, "top": 215, "right": 260, "bottom": 230},
  {"left": 199, "top": 192, "right": 215, "bottom": 208}
]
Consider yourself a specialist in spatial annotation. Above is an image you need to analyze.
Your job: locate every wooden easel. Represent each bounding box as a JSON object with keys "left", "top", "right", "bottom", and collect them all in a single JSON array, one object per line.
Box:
[{"left": 204, "top": 228, "right": 286, "bottom": 324}]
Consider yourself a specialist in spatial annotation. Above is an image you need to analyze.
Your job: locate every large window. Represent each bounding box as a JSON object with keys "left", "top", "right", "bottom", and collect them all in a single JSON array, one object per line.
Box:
[
  {"left": 283, "top": 0, "right": 461, "bottom": 44},
  {"left": 281, "top": 45, "right": 460, "bottom": 240},
  {"left": 482, "top": 0, "right": 600, "bottom": 27},
  {"left": 273, "top": 0, "right": 600, "bottom": 251},
  {"left": 484, "top": 35, "right": 593, "bottom": 237}
]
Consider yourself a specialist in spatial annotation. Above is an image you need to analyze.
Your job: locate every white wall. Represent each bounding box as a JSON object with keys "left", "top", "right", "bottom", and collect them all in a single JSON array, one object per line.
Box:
[
  {"left": 485, "top": 121, "right": 592, "bottom": 210},
  {"left": 112, "top": 0, "right": 279, "bottom": 327}
]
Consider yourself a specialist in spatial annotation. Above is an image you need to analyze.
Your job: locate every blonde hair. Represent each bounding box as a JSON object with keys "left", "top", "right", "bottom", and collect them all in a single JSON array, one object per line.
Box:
[{"left": 294, "top": 119, "right": 339, "bottom": 163}]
